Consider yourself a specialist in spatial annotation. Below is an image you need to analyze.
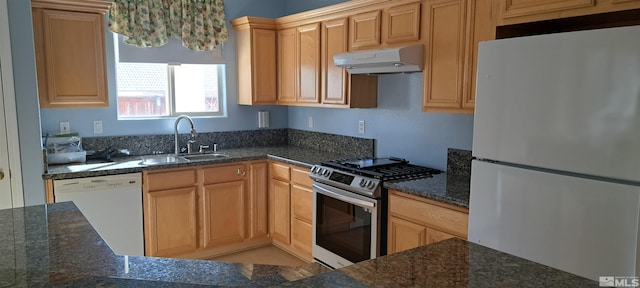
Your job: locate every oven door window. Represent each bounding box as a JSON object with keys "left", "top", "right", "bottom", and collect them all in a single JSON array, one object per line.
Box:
[{"left": 315, "top": 192, "right": 372, "bottom": 263}]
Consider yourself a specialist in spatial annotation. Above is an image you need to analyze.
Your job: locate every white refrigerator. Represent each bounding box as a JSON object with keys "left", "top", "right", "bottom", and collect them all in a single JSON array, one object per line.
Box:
[{"left": 469, "top": 25, "right": 640, "bottom": 281}]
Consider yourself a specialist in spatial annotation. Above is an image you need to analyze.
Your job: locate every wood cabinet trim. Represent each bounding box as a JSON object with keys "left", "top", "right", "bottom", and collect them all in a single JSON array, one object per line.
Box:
[
  {"left": 501, "top": 0, "right": 596, "bottom": 19},
  {"left": 31, "top": 0, "right": 111, "bottom": 14}
]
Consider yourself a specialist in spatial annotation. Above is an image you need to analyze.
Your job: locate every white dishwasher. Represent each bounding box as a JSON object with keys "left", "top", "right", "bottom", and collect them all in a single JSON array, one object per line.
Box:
[{"left": 54, "top": 173, "right": 144, "bottom": 256}]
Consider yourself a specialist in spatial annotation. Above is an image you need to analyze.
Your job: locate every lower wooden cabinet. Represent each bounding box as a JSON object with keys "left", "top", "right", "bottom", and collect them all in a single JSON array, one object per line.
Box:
[
  {"left": 388, "top": 190, "right": 468, "bottom": 254},
  {"left": 143, "top": 161, "right": 269, "bottom": 259},
  {"left": 269, "top": 161, "right": 313, "bottom": 262},
  {"left": 145, "top": 186, "right": 198, "bottom": 257}
]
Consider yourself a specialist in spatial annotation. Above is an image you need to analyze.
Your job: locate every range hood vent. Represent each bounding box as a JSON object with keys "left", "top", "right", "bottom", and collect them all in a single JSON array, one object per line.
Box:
[{"left": 333, "top": 44, "right": 423, "bottom": 74}]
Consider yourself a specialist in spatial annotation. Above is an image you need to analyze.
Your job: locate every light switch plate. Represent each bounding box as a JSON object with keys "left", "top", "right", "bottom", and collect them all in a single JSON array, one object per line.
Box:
[
  {"left": 60, "top": 122, "right": 70, "bottom": 134},
  {"left": 93, "top": 121, "right": 103, "bottom": 134}
]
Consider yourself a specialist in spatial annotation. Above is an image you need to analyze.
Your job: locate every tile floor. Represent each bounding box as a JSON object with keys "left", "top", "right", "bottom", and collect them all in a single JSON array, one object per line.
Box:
[{"left": 210, "top": 245, "right": 307, "bottom": 267}]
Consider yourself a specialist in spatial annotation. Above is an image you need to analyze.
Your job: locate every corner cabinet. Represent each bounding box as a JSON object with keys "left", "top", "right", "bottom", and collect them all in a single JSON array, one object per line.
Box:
[
  {"left": 143, "top": 161, "right": 269, "bottom": 259},
  {"left": 31, "top": 0, "right": 110, "bottom": 108},
  {"left": 388, "top": 190, "right": 469, "bottom": 254},
  {"left": 269, "top": 161, "right": 313, "bottom": 262},
  {"left": 231, "top": 17, "right": 278, "bottom": 105}
]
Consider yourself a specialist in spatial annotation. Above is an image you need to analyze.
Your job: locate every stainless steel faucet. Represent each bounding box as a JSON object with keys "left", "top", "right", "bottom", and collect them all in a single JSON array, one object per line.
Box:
[{"left": 174, "top": 115, "right": 197, "bottom": 155}]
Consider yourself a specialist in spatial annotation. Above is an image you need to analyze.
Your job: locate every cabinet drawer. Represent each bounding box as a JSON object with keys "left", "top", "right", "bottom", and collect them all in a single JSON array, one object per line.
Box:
[
  {"left": 291, "top": 166, "right": 313, "bottom": 187},
  {"left": 389, "top": 193, "right": 468, "bottom": 237},
  {"left": 291, "top": 185, "right": 312, "bottom": 223},
  {"left": 291, "top": 217, "right": 312, "bottom": 261},
  {"left": 270, "top": 162, "right": 291, "bottom": 181},
  {"left": 203, "top": 164, "right": 246, "bottom": 184},
  {"left": 146, "top": 169, "right": 197, "bottom": 191}
]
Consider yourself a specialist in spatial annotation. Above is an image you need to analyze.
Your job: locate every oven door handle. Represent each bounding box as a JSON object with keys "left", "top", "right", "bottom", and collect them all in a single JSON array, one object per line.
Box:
[{"left": 313, "top": 183, "right": 376, "bottom": 209}]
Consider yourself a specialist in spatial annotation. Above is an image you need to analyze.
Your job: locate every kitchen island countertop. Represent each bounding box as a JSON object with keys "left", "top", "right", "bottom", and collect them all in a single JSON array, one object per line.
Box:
[{"left": 1, "top": 202, "right": 597, "bottom": 287}]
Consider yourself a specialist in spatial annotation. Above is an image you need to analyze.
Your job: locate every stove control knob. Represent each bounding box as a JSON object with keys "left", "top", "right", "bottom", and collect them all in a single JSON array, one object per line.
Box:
[
  {"left": 367, "top": 181, "right": 375, "bottom": 189},
  {"left": 322, "top": 169, "right": 330, "bottom": 177},
  {"left": 359, "top": 179, "right": 366, "bottom": 187}
]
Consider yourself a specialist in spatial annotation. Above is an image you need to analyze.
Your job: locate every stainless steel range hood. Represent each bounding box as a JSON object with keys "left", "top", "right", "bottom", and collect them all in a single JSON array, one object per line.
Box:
[{"left": 333, "top": 44, "right": 423, "bottom": 74}]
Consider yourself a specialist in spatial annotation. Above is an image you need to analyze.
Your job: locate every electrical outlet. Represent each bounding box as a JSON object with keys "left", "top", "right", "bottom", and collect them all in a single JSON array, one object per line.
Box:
[
  {"left": 93, "top": 121, "right": 103, "bottom": 134},
  {"left": 308, "top": 116, "right": 313, "bottom": 128},
  {"left": 59, "top": 122, "right": 70, "bottom": 134},
  {"left": 358, "top": 120, "right": 365, "bottom": 134}
]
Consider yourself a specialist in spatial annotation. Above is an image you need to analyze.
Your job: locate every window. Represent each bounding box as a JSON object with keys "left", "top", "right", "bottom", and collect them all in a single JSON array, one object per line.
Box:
[
  {"left": 116, "top": 63, "right": 224, "bottom": 118},
  {"left": 114, "top": 34, "right": 226, "bottom": 119}
]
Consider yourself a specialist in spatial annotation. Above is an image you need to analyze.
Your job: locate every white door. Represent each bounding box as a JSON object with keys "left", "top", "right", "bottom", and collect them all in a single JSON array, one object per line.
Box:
[{"left": 0, "top": 0, "right": 23, "bottom": 209}]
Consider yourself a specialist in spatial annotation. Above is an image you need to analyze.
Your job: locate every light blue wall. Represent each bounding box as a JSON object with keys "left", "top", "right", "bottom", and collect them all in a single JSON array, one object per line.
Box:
[
  {"left": 288, "top": 74, "right": 474, "bottom": 171},
  {"left": 39, "top": 0, "right": 290, "bottom": 137},
  {"left": 7, "top": 0, "right": 45, "bottom": 205},
  {"left": 285, "top": 0, "right": 348, "bottom": 14},
  {"left": 284, "top": 0, "right": 474, "bottom": 170}
]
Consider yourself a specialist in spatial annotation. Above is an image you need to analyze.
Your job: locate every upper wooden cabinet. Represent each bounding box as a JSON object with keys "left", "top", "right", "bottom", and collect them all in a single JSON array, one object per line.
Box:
[
  {"left": 350, "top": 2, "right": 422, "bottom": 50},
  {"left": 32, "top": 0, "right": 110, "bottom": 108},
  {"left": 231, "top": 17, "right": 278, "bottom": 105},
  {"left": 321, "top": 18, "right": 378, "bottom": 108},
  {"left": 297, "top": 23, "right": 322, "bottom": 104},
  {"left": 422, "top": 0, "right": 495, "bottom": 113},
  {"left": 497, "top": 0, "right": 640, "bottom": 25},
  {"left": 422, "top": 0, "right": 468, "bottom": 113},
  {"left": 382, "top": 2, "right": 422, "bottom": 45},
  {"left": 349, "top": 10, "right": 382, "bottom": 50},
  {"left": 276, "top": 24, "right": 321, "bottom": 105}
]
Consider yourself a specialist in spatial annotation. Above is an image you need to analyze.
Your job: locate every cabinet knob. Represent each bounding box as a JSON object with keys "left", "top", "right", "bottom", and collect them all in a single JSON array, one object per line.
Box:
[{"left": 237, "top": 168, "right": 246, "bottom": 176}]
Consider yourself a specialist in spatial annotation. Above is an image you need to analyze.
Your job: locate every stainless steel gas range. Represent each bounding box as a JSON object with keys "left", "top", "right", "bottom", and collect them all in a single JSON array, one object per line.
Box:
[{"left": 309, "top": 157, "right": 440, "bottom": 269}]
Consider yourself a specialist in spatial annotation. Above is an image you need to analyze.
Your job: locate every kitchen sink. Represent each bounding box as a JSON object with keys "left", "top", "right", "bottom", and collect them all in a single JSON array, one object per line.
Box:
[
  {"left": 140, "top": 154, "right": 189, "bottom": 166},
  {"left": 182, "top": 153, "right": 229, "bottom": 162}
]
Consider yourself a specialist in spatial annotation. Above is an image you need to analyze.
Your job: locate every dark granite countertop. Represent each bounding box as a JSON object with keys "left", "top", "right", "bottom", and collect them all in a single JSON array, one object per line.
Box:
[
  {"left": 44, "top": 146, "right": 353, "bottom": 180},
  {"left": 384, "top": 172, "right": 470, "bottom": 208},
  {"left": 1, "top": 202, "right": 596, "bottom": 287}
]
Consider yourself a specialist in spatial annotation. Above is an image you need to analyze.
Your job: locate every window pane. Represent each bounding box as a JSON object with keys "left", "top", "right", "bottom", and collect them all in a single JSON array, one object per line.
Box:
[
  {"left": 174, "top": 64, "right": 220, "bottom": 113},
  {"left": 116, "top": 63, "right": 169, "bottom": 118}
]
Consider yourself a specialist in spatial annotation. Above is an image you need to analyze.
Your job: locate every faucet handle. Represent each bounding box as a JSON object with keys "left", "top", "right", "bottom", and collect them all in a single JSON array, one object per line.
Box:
[
  {"left": 187, "top": 140, "right": 196, "bottom": 154},
  {"left": 199, "top": 144, "right": 210, "bottom": 153},
  {"left": 213, "top": 143, "right": 218, "bottom": 152}
]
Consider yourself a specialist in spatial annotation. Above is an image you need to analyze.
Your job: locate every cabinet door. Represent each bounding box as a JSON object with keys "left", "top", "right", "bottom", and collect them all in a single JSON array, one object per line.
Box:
[
  {"left": 33, "top": 8, "right": 108, "bottom": 108},
  {"left": 388, "top": 216, "right": 427, "bottom": 254},
  {"left": 426, "top": 228, "right": 457, "bottom": 245},
  {"left": 144, "top": 187, "right": 198, "bottom": 257},
  {"left": 349, "top": 10, "right": 381, "bottom": 50},
  {"left": 238, "top": 28, "right": 277, "bottom": 105},
  {"left": 297, "top": 23, "right": 321, "bottom": 104},
  {"left": 278, "top": 28, "right": 298, "bottom": 104},
  {"left": 248, "top": 161, "right": 269, "bottom": 239},
  {"left": 291, "top": 218, "right": 313, "bottom": 261},
  {"left": 203, "top": 181, "right": 246, "bottom": 248},
  {"left": 422, "top": 0, "right": 467, "bottom": 112},
  {"left": 291, "top": 184, "right": 313, "bottom": 223},
  {"left": 462, "top": 0, "right": 495, "bottom": 112},
  {"left": 382, "top": 2, "right": 422, "bottom": 45},
  {"left": 321, "top": 18, "right": 349, "bottom": 105},
  {"left": 270, "top": 178, "right": 291, "bottom": 244}
]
